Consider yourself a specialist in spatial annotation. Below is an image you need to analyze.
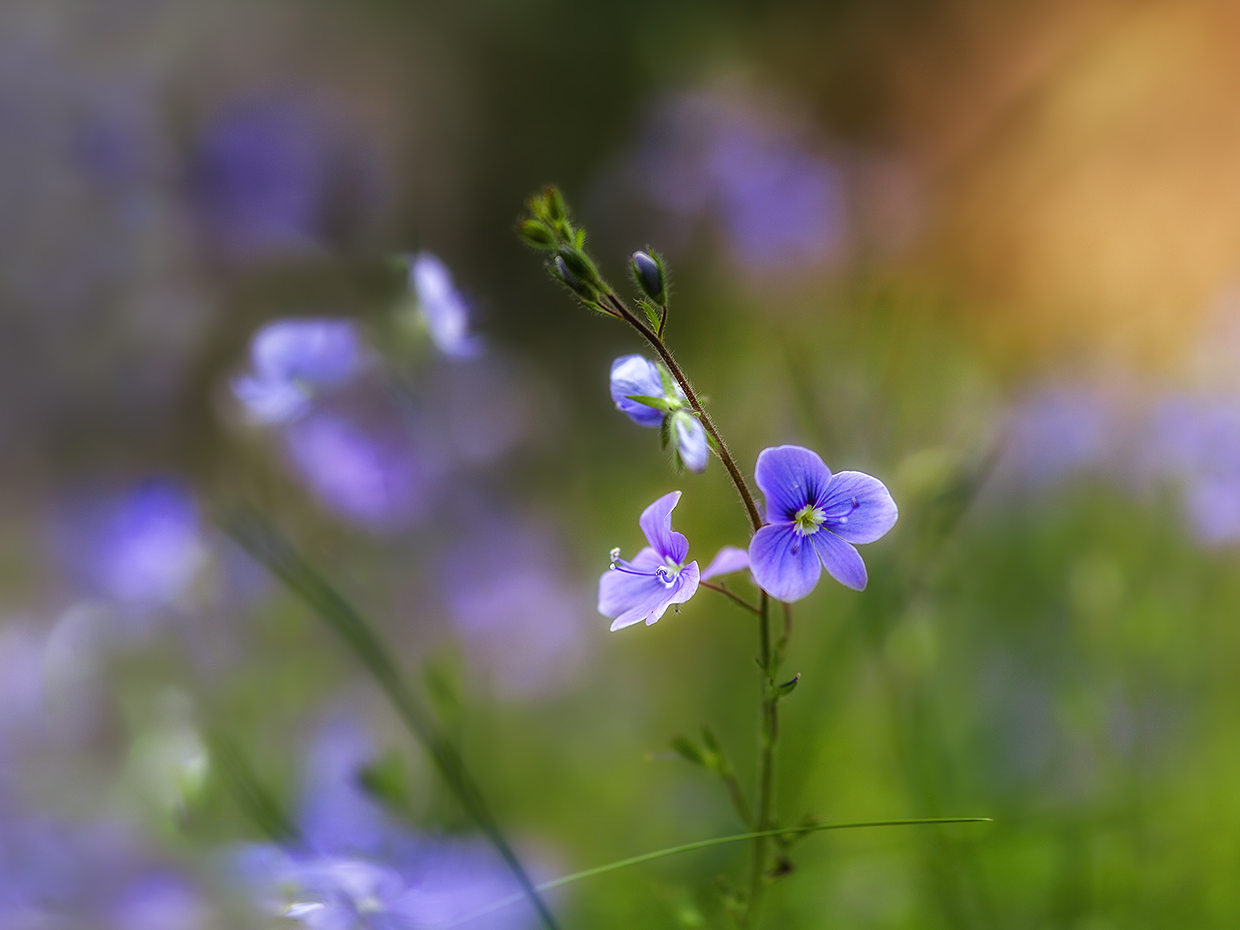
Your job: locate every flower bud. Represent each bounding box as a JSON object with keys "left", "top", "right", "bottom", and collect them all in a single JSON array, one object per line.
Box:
[
  {"left": 631, "top": 250, "right": 665, "bottom": 302},
  {"left": 519, "top": 219, "right": 556, "bottom": 248},
  {"left": 544, "top": 185, "right": 567, "bottom": 223},
  {"left": 551, "top": 255, "right": 595, "bottom": 299},
  {"left": 556, "top": 247, "right": 599, "bottom": 287}
]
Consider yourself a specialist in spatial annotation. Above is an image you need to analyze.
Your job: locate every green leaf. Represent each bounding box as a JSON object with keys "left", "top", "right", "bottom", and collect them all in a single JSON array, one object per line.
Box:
[
  {"left": 670, "top": 736, "right": 712, "bottom": 768},
  {"left": 638, "top": 298, "right": 662, "bottom": 330},
  {"left": 626, "top": 394, "right": 674, "bottom": 412}
]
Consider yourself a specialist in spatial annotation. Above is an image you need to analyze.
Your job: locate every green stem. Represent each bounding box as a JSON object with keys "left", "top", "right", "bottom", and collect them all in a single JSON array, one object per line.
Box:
[
  {"left": 224, "top": 511, "right": 561, "bottom": 930},
  {"left": 746, "top": 592, "right": 778, "bottom": 925},
  {"left": 444, "top": 817, "right": 993, "bottom": 928}
]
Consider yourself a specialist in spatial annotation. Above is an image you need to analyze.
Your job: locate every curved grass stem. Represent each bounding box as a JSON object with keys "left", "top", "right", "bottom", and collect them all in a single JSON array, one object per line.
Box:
[{"left": 444, "top": 817, "right": 993, "bottom": 928}]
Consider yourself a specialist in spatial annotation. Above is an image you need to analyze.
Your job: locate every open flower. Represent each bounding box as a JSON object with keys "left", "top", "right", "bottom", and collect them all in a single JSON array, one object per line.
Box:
[
  {"left": 748, "top": 445, "right": 897, "bottom": 600},
  {"left": 408, "top": 252, "right": 484, "bottom": 359},
  {"left": 599, "top": 491, "right": 701, "bottom": 630},
  {"left": 609, "top": 355, "right": 708, "bottom": 473}
]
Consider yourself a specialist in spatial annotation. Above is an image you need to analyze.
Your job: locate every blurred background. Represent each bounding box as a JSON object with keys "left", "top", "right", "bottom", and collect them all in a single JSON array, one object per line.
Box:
[{"left": 4, "top": 0, "right": 1240, "bottom": 926}]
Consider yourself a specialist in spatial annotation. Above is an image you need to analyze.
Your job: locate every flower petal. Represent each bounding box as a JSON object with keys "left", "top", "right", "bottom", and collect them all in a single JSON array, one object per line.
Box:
[
  {"left": 411, "top": 252, "right": 485, "bottom": 359},
  {"left": 748, "top": 523, "right": 822, "bottom": 602},
  {"left": 609, "top": 355, "right": 667, "bottom": 428},
  {"left": 597, "top": 547, "right": 661, "bottom": 618},
  {"left": 639, "top": 490, "right": 689, "bottom": 564},
  {"left": 701, "top": 545, "right": 749, "bottom": 581},
  {"left": 646, "top": 560, "right": 700, "bottom": 626},
  {"left": 251, "top": 318, "right": 362, "bottom": 385},
  {"left": 671, "top": 411, "right": 709, "bottom": 473},
  {"left": 601, "top": 557, "right": 700, "bottom": 631},
  {"left": 754, "top": 445, "right": 833, "bottom": 523},
  {"left": 811, "top": 530, "right": 868, "bottom": 590},
  {"left": 821, "top": 470, "right": 898, "bottom": 544},
  {"left": 231, "top": 373, "right": 311, "bottom": 424}
]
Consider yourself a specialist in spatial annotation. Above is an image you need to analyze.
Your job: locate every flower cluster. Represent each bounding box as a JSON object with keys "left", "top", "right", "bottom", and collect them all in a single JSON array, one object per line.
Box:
[{"left": 598, "top": 446, "right": 897, "bottom": 627}]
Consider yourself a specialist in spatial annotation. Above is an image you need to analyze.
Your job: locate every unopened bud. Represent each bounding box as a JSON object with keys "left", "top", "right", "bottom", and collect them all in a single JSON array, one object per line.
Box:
[
  {"left": 544, "top": 185, "right": 567, "bottom": 223},
  {"left": 557, "top": 247, "right": 596, "bottom": 284},
  {"left": 631, "top": 250, "right": 664, "bottom": 302},
  {"left": 552, "top": 255, "right": 595, "bottom": 299},
  {"left": 519, "top": 219, "right": 556, "bottom": 248}
]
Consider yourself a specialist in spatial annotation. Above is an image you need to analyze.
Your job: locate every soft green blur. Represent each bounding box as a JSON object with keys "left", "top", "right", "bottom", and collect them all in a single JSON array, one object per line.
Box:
[{"left": 7, "top": 0, "right": 1240, "bottom": 927}]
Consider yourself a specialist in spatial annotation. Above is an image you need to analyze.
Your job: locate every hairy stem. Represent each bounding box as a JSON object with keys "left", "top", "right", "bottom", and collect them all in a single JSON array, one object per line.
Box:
[
  {"left": 701, "top": 580, "right": 761, "bottom": 615},
  {"left": 603, "top": 292, "right": 763, "bottom": 532}
]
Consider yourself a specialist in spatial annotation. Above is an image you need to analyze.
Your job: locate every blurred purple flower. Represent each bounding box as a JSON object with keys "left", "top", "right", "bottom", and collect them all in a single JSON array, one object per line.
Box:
[
  {"left": 999, "top": 386, "right": 1129, "bottom": 488},
  {"left": 445, "top": 521, "right": 590, "bottom": 698},
  {"left": 298, "top": 715, "right": 391, "bottom": 855},
  {"left": 632, "top": 90, "right": 848, "bottom": 275},
  {"left": 609, "top": 355, "right": 708, "bottom": 473},
  {"left": 239, "top": 712, "right": 540, "bottom": 929},
  {"left": 50, "top": 477, "right": 205, "bottom": 609},
  {"left": 188, "top": 96, "right": 386, "bottom": 261},
  {"left": 748, "top": 445, "right": 897, "bottom": 600},
  {"left": 243, "top": 841, "right": 536, "bottom": 930},
  {"left": 408, "top": 252, "right": 484, "bottom": 359},
  {"left": 599, "top": 491, "right": 700, "bottom": 631},
  {"left": 0, "top": 815, "right": 209, "bottom": 928},
  {"left": 282, "top": 412, "right": 425, "bottom": 532},
  {"left": 109, "top": 873, "right": 210, "bottom": 930},
  {"left": 232, "top": 318, "right": 364, "bottom": 423},
  {"left": 1142, "top": 395, "right": 1240, "bottom": 544}
]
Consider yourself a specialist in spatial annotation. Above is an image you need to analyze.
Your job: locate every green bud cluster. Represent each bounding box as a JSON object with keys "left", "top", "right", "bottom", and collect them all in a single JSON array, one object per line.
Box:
[
  {"left": 517, "top": 187, "right": 675, "bottom": 335},
  {"left": 518, "top": 186, "right": 612, "bottom": 311}
]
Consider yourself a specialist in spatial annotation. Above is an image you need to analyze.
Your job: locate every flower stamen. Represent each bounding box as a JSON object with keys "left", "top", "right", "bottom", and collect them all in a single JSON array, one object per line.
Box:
[{"left": 793, "top": 504, "right": 826, "bottom": 536}]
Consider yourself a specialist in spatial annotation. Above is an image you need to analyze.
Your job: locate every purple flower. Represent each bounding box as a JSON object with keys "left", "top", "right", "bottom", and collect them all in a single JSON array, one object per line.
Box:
[
  {"left": 231, "top": 318, "right": 364, "bottom": 424},
  {"left": 408, "top": 252, "right": 484, "bottom": 359},
  {"left": 188, "top": 96, "right": 386, "bottom": 262},
  {"left": 281, "top": 412, "right": 425, "bottom": 532},
  {"left": 49, "top": 477, "right": 205, "bottom": 609},
  {"left": 748, "top": 445, "right": 897, "bottom": 600},
  {"left": 630, "top": 90, "right": 848, "bottom": 276},
  {"left": 599, "top": 491, "right": 701, "bottom": 631},
  {"left": 609, "top": 355, "right": 708, "bottom": 473}
]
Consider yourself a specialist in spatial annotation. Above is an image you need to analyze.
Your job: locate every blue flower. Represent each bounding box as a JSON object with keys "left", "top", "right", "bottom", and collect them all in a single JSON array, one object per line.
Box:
[
  {"left": 408, "top": 252, "right": 484, "bottom": 359},
  {"left": 748, "top": 445, "right": 897, "bottom": 600},
  {"left": 599, "top": 491, "right": 701, "bottom": 630},
  {"left": 609, "top": 355, "right": 709, "bottom": 473},
  {"left": 231, "top": 318, "right": 364, "bottom": 423}
]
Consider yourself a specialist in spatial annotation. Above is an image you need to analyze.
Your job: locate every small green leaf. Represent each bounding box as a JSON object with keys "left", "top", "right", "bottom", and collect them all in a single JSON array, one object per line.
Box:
[
  {"left": 670, "top": 736, "right": 710, "bottom": 768},
  {"left": 626, "top": 394, "right": 674, "bottom": 412},
  {"left": 699, "top": 725, "right": 723, "bottom": 758},
  {"left": 638, "top": 298, "right": 662, "bottom": 330}
]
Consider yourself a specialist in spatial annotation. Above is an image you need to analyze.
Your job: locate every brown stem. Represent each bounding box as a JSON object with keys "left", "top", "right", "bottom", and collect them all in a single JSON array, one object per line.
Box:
[
  {"left": 700, "top": 580, "right": 761, "bottom": 615},
  {"left": 603, "top": 291, "right": 764, "bottom": 532}
]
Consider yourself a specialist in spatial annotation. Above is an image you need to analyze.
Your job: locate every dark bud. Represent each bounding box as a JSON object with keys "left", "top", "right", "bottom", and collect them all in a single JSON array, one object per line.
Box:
[
  {"left": 557, "top": 247, "right": 596, "bottom": 284},
  {"left": 631, "top": 250, "right": 664, "bottom": 302},
  {"left": 552, "top": 255, "right": 595, "bottom": 299},
  {"left": 519, "top": 219, "right": 556, "bottom": 248}
]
